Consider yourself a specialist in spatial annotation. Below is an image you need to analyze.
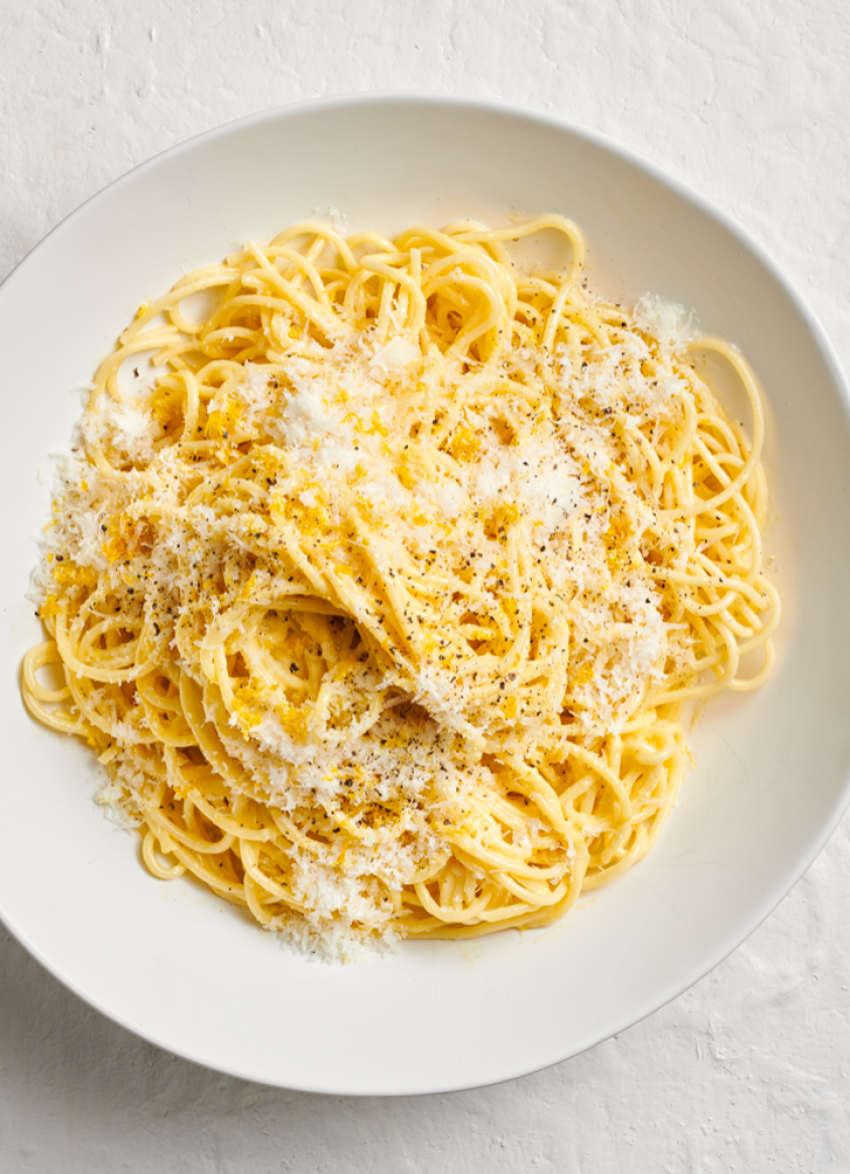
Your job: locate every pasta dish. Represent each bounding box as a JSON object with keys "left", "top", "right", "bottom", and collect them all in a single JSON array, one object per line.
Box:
[{"left": 21, "top": 214, "right": 780, "bottom": 959}]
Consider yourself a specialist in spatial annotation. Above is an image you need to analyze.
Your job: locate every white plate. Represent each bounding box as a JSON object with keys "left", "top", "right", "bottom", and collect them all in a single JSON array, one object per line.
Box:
[{"left": 3, "top": 94, "right": 849, "bottom": 1096}]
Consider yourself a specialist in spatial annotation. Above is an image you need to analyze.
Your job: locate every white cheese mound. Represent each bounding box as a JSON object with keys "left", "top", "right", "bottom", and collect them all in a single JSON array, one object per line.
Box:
[
  {"left": 371, "top": 336, "right": 420, "bottom": 373},
  {"left": 634, "top": 293, "right": 698, "bottom": 353}
]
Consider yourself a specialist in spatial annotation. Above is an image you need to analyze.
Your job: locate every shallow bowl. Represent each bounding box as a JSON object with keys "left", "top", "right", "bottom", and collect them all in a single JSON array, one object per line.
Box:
[{"left": 2, "top": 93, "right": 849, "bottom": 1095}]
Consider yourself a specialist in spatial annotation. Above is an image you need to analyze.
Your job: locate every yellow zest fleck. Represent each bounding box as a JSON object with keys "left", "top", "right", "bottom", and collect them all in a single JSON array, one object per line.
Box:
[
  {"left": 206, "top": 401, "right": 243, "bottom": 440},
  {"left": 52, "top": 563, "right": 98, "bottom": 588},
  {"left": 491, "top": 501, "right": 520, "bottom": 529},
  {"left": 275, "top": 701, "right": 309, "bottom": 742},
  {"left": 449, "top": 426, "right": 480, "bottom": 463},
  {"left": 39, "top": 595, "right": 61, "bottom": 620},
  {"left": 232, "top": 683, "right": 265, "bottom": 731},
  {"left": 370, "top": 411, "right": 389, "bottom": 438},
  {"left": 604, "top": 517, "right": 629, "bottom": 573},
  {"left": 396, "top": 465, "right": 416, "bottom": 491},
  {"left": 152, "top": 390, "right": 184, "bottom": 431},
  {"left": 102, "top": 515, "right": 130, "bottom": 564}
]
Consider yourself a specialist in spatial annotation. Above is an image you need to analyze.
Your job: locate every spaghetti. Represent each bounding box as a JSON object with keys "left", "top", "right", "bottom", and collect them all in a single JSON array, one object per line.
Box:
[{"left": 22, "top": 215, "right": 780, "bottom": 958}]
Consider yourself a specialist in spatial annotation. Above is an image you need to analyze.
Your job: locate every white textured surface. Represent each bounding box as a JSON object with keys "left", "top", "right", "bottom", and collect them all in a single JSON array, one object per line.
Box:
[{"left": 2, "top": 0, "right": 849, "bottom": 1168}]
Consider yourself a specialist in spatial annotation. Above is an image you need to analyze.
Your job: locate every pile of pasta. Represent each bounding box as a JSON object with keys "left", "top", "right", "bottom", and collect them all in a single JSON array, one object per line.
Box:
[{"left": 22, "top": 215, "right": 780, "bottom": 958}]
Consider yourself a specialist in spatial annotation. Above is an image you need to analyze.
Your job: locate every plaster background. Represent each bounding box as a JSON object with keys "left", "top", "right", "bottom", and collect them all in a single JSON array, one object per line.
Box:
[{"left": 1, "top": 1, "right": 848, "bottom": 1169}]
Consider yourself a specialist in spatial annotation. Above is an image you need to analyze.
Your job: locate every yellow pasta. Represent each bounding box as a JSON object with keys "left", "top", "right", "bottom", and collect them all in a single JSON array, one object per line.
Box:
[{"left": 21, "top": 215, "right": 779, "bottom": 959}]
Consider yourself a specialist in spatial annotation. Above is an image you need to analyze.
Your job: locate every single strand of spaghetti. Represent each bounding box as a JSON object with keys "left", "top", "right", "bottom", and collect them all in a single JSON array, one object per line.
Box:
[
  {"left": 413, "top": 882, "right": 493, "bottom": 924},
  {"left": 627, "top": 768, "right": 668, "bottom": 818},
  {"left": 161, "top": 367, "right": 201, "bottom": 440},
  {"left": 20, "top": 672, "right": 81, "bottom": 734},
  {"left": 490, "top": 869, "right": 569, "bottom": 907},
  {"left": 119, "top": 273, "right": 241, "bottom": 347},
  {"left": 395, "top": 284, "right": 412, "bottom": 325},
  {"left": 198, "top": 607, "right": 252, "bottom": 680},
  {"left": 456, "top": 213, "right": 584, "bottom": 268},
  {"left": 22, "top": 640, "right": 71, "bottom": 703},
  {"left": 438, "top": 868, "right": 470, "bottom": 912},
  {"left": 599, "top": 816, "right": 640, "bottom": 866},
  {"left": 263, "top": 222, "right": 360, "bottom": 273},
  {"left": 409, "top": 246, "right": 423, "bottom": 299},
  {"left": 275, "top": 527, "right": 335, "bottom": 598},
  {"left": 489, "top": 863, "right": 568, "bottom": 906},
  {"left": 375, "top": 278, "right": 396, "bottom": 337},
  {"left": 168, "top": 298, "right": 232, "bottom": 343},
  {"left": 78, "top": 620, "right": 145, "bottom": 669},
  {"left": 727, "top": 639, "right": 776, "bottom": 691},
  {"left": 240, "top": 636, "right": 305, "bottom": 695},
  {"left": 64, "top": 674, "right": 132, "bottom": 740},
  {"left": 419, "top": 900, "right": 544, "bottom": 936},
  {"left": 142, "top": 829, "right": 187, "bottom": 879}
]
